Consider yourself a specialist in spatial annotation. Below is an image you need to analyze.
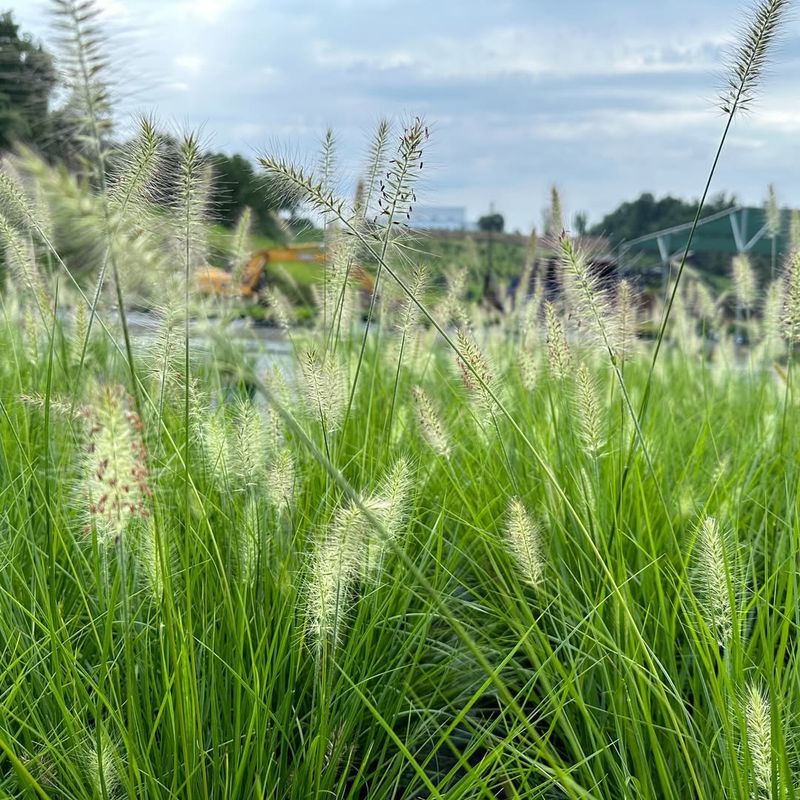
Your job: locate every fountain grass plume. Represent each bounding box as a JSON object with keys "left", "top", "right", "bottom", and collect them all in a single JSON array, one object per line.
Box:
[
  {"left": 732, "top": 254, "right": 758, "bottom": 310},
  {"left": 0, "top": 161, "right": 39, "bottom": 231},
  {"left": 783, "top": 250, "right": 800, "bottom": 343},
  {"left": 721, "top": 0, "right": 792, "bottom": 117},
  {"left": 305, "top": 504, "right": 361, "bottom": 651},
  {"left": 504, "top": 497, "right": 545, "bottom": 588},
  {"left": 575, "top": 362, "right": 605, "bottom": 458},
  {"left": 267, "top": 446, "right": 297, "bottom": 509},
  {"left": 790, "top": 210, "right": 800, "bottom": 252},
  {"left": 617, "top": 279, "right": 639, "bottom": 363},
  {"left": 358, "top": 118, "right": 392, "bottom": 220},
  {"left": 317, "top": 128, "right": 337, "bottom": 200},
  {"left": 744, "top": 681, "right": 774, "bottom": 799},
  {"left": 691, "top": 515, "right": 737, "bottom": 649},
  {"left": 455, "top": 328, "right": 498, "bottom": 420},
  {"left": 558, "top": 232, "right": 623, "bottom": 359},
  {"left": 397, "top": 265, "right": 428, "bottom": 337},
  {"left": 412, "top": 385, "right": 450, "bottom": 458},
  {"left": 108, "top": 115, "right": 163, "bottom": 215},
  {"left": 301, "top": 346, "right": 346, "bottom": 433},
  {"left": 230, "top": 206, "right": 253, "bottom": 284},
  {"left": 78, "top": 385, "right": 152, "bottom": 547},
  {"left": 264, "top": 285, "right": 294, "bottom": 332},
  {"left": 0, "top": 213, "right": 51, "bottom": 318},
  {"left": 174, "top": 132, "right": 212, "bottom": 273},
  {"left": 544, "top": 300, "right": 571, "bottom": 382},
  {"left": 50, "top": 0, "right": 114, "bottom": 172}
]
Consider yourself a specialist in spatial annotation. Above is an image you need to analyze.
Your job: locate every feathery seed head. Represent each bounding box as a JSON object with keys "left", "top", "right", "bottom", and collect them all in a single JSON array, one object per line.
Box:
[
  {"left": 765, "top": 184, "right": 781, "bottom": 238},
  {"left": 575, "top": 363, "right": 605, "bottom": 458},
  {"left": 397, "top": 265, "right": 427, "bottom": 337},
  {"left": 412, "top": 385, "right": 450, "bottom": 458},
  {"left": 359, "top": 457, "right": 413, "bottom": 580},
  {"left": 733, "top": 254, "right": 758, "bottom": 309},
  {"left": 301, "top": 347, "right": 346, "bottom": 432},
  {"left": 108, "top": 115, "right": 163, "bottom": 214},
  {"left": 173, "top": 132, "right": 212, "bottom": 271},
  {"left": 744, "top": 681, "right": 774, "bottom": 798},
  {"left": 81, "top": 727, "right": 121, "bottom": 799},
  {"left": 0, "top": 213, "right": 51, "bottom": 316},
  {"left": 228, "top": 398, "right": 271, "bottom": 492},
  {"left": 358, "top": 118, "right": 392, "bottom": 220},
  {"left": 79, "top": 385, "right": 151, "bottom": 546},
  {"left": 692, "top": 515, "right": 736, "bottom": 648},
  {"left": 373, "top": 457, "right": 412, "bottom": 541},
  {"left": 783, "top": 250, "right": 800, "bottom": 343},
  {"left": 267, "top": 447, "right": 297, "bottom": 509},
  {"left": 456, "top": 328, "right": 498, "bottom": 419},
  {"left": 720, "top": 0, "right": 791, "bottom": 116},
  {"left": 376, "top": 116, "right": 427, "bottom": 227},
  {"left": 544, "top": 301, "right": 572, "bottom": 381},
  {"left": 547, "top": 185, "right": 563, "bottom": 237},
  {"left": 617, "top": 279, "right": 639, "bottom": 362},
  {"left": 136, "top": 518, "right": 165, "bottom": 600},
  {"left": 0, "top": 163, "right": 38, "bottom": 231},
  {"left": 504, "top": 497, "right": 545, "bottom": 588},
  {"left": 759, "top": 279, "right": 785, "bottom": 361},
  {"left": 305, "top": 504, "right": 362, "bottom": 651},
  {"left": 264, "top": 285, "right": 294, "bottom": 332},
  {"left": 790, "top": 210, "right": 800, "bottom": 253},
  {"left": 558, "top": 233, "right": 618, "bottom": 356}
]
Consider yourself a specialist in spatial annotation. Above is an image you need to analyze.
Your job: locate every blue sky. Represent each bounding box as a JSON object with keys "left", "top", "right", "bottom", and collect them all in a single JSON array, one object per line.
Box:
[{"left": 12, "top": 0, "right": 800, "bottom": 231}]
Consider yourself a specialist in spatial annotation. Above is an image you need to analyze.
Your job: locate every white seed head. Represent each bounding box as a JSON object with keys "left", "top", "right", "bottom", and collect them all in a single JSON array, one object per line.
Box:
[
  {"left": 79, "top": 386, "right": 151, "bottom": 546},
  {"left": 692, "top": 515, "right": 736, "bottom": 648},
  {"left": 544, "top": 301, "right": 572, "bottom": 382},
  {"left": 412, "top": 385, "right": 450, "bottom": 458},
  {"left": 732, "top": 254, "right": 757, "bottom": 310},
  {"left": 456, "top": 327, "right": 498, "bottom": 420},
  {"left": 301, "top": 347, "right": 346, "bottom": 432},
  {"left": 575, "top": 363, "right": 605, "bottom": 458},
  {"left": 504, "top": 497, "right": 545, "bottom": 588},
  {"left": 744, "top": 681, "right": 773, "bottom": 799}
]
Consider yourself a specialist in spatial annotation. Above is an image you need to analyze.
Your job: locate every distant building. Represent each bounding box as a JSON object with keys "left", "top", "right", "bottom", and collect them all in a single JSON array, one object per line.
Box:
[{"left": 411, "top": 205, "right": 467, "bottom": 231}]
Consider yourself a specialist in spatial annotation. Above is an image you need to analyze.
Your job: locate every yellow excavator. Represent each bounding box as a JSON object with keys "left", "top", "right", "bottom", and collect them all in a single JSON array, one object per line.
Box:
[
  {"left": 196, "top": 242, "right": 376, "bottom": 301},
  {"left": 196, "top": 243, "right": 325, "bottom": 299}
]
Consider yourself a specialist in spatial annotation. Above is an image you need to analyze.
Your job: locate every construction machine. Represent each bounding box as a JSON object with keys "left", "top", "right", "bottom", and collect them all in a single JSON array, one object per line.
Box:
[{"left": 196, "top": 243, "right": 325, "bottom": 299}]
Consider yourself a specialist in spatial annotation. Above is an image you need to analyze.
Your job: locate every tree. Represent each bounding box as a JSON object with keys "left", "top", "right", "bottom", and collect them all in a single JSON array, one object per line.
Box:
[
  {"left": 0, "top": 11, "right": 57, "bottom": 151},
  {"left": 478, "top": 212, "right": 504, "bottom": 233},
  {"left": 590, "top": 192, "right": 736, "bottom": 244},
  {"left": 208, "top": 152, "right": 287, "bottom": 238}
]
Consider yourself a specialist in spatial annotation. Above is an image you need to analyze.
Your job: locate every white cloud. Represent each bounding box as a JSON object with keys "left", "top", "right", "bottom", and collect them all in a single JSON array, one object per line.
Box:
[
  {"left": 173, "top": 54, "right": 205, "bottom": 76},
  {"left": 311, "top": 26, "right": 732, "bottom": 80},
  {"left": 180, "top": 0, "right": 239, "bottom": 23}
]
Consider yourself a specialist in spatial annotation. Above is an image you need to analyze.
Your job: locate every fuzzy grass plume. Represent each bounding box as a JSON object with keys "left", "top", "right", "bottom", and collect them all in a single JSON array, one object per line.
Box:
[
  {"left": 744, "top": 681, "right": 774, "bottom": 799},
  {"left": 720, "top": 0, "right": 791, "bottom": 117},
  {"left": 78, "top": 385, "right": 151, "bottom": 546},
  {"left": 504, "top": 497, "right": 545, "bottom": 588},
  {"left": 691, "top": 515, "right": 737, "bottom": 648},
  {"left": 412, "top": 385, "right": 450, "bottom": 458}
]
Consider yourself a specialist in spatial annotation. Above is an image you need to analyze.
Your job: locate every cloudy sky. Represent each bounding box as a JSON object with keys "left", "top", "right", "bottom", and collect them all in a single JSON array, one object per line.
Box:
[{"left": 12, "top": 0, "right": 800, "bottom": 231}]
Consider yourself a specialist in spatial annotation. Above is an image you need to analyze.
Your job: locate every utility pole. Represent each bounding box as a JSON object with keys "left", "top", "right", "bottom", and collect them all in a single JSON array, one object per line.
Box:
[{"left": 485, "top": 202, "right": 494, "bottom": 302}]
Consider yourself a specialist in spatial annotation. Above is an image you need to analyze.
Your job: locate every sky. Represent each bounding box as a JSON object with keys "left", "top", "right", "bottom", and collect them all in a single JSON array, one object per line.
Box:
[{"left": 11, "top": 0, "right": 800, "bottom": 232}]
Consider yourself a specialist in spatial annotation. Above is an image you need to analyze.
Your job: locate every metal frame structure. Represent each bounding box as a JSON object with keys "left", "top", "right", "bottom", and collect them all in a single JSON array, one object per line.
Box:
[{"left": 618, "top": 205, "right": 782, "bottom": 270}]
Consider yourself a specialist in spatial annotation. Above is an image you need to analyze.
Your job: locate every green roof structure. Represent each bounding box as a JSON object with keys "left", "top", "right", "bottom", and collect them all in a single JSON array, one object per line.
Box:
[{"left": 619, "top": 206, "right": 792, "bottom": 266}]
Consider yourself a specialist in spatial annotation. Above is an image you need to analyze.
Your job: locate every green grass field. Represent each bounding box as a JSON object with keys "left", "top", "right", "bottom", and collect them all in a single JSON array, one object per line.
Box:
[{"left": 2, "top": 276, "right": 800, "bottom": 798}]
